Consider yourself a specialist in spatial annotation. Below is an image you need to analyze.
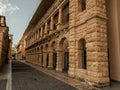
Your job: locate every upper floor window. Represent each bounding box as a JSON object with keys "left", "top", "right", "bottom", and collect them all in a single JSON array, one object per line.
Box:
[
  {"left": 54, "top": 13, "right": 58, "bottom": 30},
  {"left": 48, "top": 20, "right": 50, "bottom": 34},
  {"left": 63, "top": 2, "right": 69, "bottom": 23},
  {"left": 78, "top": 0, "right": 86, "bottom": 12}
]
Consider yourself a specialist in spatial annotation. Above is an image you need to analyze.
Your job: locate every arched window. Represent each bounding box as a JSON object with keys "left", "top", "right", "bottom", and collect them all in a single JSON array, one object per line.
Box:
[
  {"left": 78, "top": 0, "right": 86, "bottom": 12},
  {"left": 78, "top": 39, "right": 87, "bottom": 69}
]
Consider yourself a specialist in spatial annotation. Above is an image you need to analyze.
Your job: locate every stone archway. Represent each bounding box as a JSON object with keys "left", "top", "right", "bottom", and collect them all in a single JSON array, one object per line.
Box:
[
  {"left": 45, "top": 44, "right": 49, "bottom": 67},
  {"left": 31, "top": 50, "right": 33, "bottom": 63},
  {"left": 34, "top": 48, "right": 36, "bottom": 64},
  {"left": 59, "top": 37, "right": 69, "bottom": 73},
  {"left": 37, "top": 47, "right": 39, "bottom": 65},
  {"left": 51, "top": 41, "right": 57, "bottom": 69},
  {"left": 34, "top": 48, "right": 37, "bottom": 64},
  {"left": 41, "top": 46, "right": 43, "bottom": 67}
]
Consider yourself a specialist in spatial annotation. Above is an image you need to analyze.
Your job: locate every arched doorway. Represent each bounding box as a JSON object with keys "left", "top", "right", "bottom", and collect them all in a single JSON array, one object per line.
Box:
[
  {"left": 35, "top": 48, "right": 37, "bottom": 64},
  {"left": 51, "top": 41, "right": 57, "bottom": 69},
  {"left": 37, "top": 47, "right": 39, "bottom": 64},
  {"left": 45, "top": 44, "right": 49, "bottom": 67},
  {"left": 41, "top": 46, "right": 43, "bottom": 67},
  {"left": 59, "top": 37, "right": 69, "bottom": 73}
]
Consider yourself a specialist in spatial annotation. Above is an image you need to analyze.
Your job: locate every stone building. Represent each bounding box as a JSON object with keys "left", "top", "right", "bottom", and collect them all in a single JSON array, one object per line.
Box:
[
  {"left": 22, "top": 0, "right": 120, "bottom": 87},
  {"left": 0, "top": 16, "right": 9, "bottom": 70},
  {"left": 8, "top": 34, "right": 13, "bottom": 60},
  {"left": 16, "top": 40, "right": 25, "bottom": 60},
  {"left": 11, "top": 46, "right": 17, "bottom": 60},
  {"left": 16, "top": 30, "right": 28, "bottom": 60}
]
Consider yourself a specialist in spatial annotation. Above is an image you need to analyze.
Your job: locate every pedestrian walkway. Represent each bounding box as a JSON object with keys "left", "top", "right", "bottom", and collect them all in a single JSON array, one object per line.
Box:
[
  {"left": 0, "top": 61, "right": 11, "bottom": 90},
  {"left": 101, "top": 81, "right": 120, "bottom": 90},
  {"left": 12, "top": 60, "right": 77, "bottom": 90},
  {"left": 1, "top": 60, "right": 119, "bottom": 90},
  {"left": 0, "top": 79, "right": 7, "bottom": 90},
  {"left": 20, "top": 61, "right": 96, "bottom": 90},
  {"left": 22, "top": 60, "right": 120, "bottom": 90}
]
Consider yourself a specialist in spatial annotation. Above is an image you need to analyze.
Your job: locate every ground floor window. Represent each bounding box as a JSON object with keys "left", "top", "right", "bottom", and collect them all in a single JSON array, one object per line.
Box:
[{"left": 78, "top": 39, "right": 87, "bottom": 69}]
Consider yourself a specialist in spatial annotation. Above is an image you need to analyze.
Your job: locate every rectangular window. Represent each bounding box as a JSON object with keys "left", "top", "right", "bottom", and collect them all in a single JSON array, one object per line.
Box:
[
  {"left": 78, "top": 0, "right": 86, "bottom": 12},
  {"left": 82, "top": 0, "right": 86, "bottom": 11}
]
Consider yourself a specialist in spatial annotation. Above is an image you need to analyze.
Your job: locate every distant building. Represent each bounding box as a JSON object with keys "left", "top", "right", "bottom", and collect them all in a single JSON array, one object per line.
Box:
[
  {"left": 8, "top": 34, "right": 13, "bottom": 60},
  {"left": 10, "top": 45, "right": 17, "bottom": 60},
  {"left": 16, "top": 38, "right": 26, "bottom": 60},
  {"left": 20, "top": 0, "right": 120, "bottom": 87},
  {"left": 0, "top": 16, "right": 9, "bottom": 69},
  {"left": 16, "top": 21, "right": 31, "bottom": 60}
]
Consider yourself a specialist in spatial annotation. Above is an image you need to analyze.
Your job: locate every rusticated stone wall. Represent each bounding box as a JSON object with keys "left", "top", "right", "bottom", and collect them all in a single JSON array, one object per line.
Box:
[
  {"left": 0, "top": 16, "right": 9, "bottom": 70},
  {"left": 24, "top": 0, "right": 110, "bottom": 87}
]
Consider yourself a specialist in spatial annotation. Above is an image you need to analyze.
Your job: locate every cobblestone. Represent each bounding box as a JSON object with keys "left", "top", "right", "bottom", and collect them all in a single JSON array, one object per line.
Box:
[
  {"left": 101, "top": 81, "right": 120, "bottom": 90},
  {"left": 0, "top": 61, "right": 11, "bottom": 90},
  {"left": 0, "top": 80, "right": 7, "bottom": 90},
  {"left": 25, "top": 61, "right": 89, "bottom": 90},
  {"left": 12, "top": 60, "right": 77, "bottom": 90}
]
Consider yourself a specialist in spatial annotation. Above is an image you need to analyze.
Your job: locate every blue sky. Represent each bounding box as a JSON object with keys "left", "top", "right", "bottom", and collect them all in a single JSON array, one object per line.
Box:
[{"left": 0, "top": 0, "right": 41, "bottom": 45}]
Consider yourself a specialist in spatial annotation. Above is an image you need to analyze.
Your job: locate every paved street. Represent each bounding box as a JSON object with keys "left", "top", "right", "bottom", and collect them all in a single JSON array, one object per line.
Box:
[
  {"left": 12, "top": 60, "right": 77, "bottom": 90},
  {"left": 0, "top": 80, "right": 7, "bottom": 90},
  {"left": 101, "top": 81, "right": 120, "bottom": 90},
  {"left": 0, "top": 60, "right": 119, "bottom": 90},
  {"left": 0, "top": 62, "right": 11, "bottom": 90}
]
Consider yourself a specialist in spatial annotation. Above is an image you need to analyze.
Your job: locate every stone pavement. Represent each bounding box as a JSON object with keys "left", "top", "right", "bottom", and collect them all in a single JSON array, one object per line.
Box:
[
  {"left": 0, "top": 61, "right": 11, "bottom": 90},
  {"left": 22, "top": 60, "right": 120, "bottom": 90},
  {"left": 20, "top": 61, "right": 96, "bottom": 90},
  {"left": 0, "top": 80, "right": 7, "bottom": 90},
  {"left": 0, "top": 60, "right": 120, "bottom": 90},
  {"left": 101, "top": 81, "right": 120, "bottom": 90},
  {"left": 12, "top": 60, "right": 77, "bottom": 90}
]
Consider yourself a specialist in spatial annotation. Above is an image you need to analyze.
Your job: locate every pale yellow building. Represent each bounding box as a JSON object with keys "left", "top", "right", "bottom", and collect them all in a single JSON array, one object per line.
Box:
[
  {"left": 16, "top": 28, "right": 30, "bottom": 60},
  {"left": 16, "top": 40, "right": 25, "bottom": 60}
]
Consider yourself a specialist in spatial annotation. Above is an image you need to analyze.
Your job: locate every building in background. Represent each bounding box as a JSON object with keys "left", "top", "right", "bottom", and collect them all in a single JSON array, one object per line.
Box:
[
  {"left": 19, "top": 0, "right": 120, "bottom": 87},
  {"left": 0, "top": 16, "right": 9, "bottom": 70},
  {"left": 16, "top": 40, "right": 24, "bottom": 60},
  {"left": 8, "top": 34, "right": 13, "bottom": 60},
  {"left": 16, "top": 34, "right": 27, "bottom": 60},
  {"left": 9, "top": 45, "right": 17, "bottom": 60},
  {"left": 16, "top": 15, "right": 34, "bottom": 60}
]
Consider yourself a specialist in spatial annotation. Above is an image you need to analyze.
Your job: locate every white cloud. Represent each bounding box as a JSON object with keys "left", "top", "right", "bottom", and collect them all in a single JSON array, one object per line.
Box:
[
  {"left": 0, "top": 0, "right": 8, "bottom": 2},
  {"left": 0, "top": 0, "right": 19, "bottom": 15}
]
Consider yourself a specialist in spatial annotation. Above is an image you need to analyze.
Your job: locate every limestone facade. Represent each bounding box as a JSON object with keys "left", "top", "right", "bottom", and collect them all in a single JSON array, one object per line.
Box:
[
  {"left": 16, "top": 40, "right": 26, "bottom": 60},
  {"left": 23, "top": 0, "right": 120, "bottom": 87},
  {"left": 8, "top": 34, "right": 13, "bottom": 60},
  {"left": 0, "top": 16, "right": 9, "bottom": 70}
]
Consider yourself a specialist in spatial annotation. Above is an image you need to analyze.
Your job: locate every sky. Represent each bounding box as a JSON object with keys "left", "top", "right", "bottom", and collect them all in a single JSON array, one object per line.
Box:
[{"left": 0, "top": 0, "right": 41, "bottom": 45}]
